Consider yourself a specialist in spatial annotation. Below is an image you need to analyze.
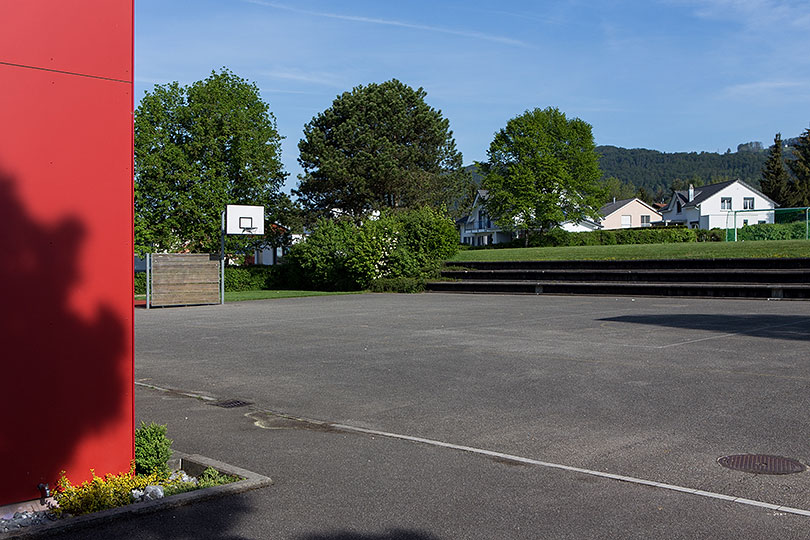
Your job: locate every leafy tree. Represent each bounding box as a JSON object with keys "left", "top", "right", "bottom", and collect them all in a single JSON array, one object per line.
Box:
[
  {"left": 295, "top": 79, "right": 471, "bottom": 220},
  {"left": 134, "top": 69, "right": 286, "bottom": 254},
  {"left": 478, "top": 107, "right": 604, "bottom": 245},
  {"left": 786, "top": 128, "right": 810, "bottom": 207},
  {"left": 760, "top": 133, "right": 792, "bottom": 206},
  {"left": 636, "top": 187, "right": 654, "bottom": 205},
  {"left": 599, "top": 176, "right": 637, "bottom": 205},
  {"left": 670, "top": 176, "right": 705, "bottom": 192}
]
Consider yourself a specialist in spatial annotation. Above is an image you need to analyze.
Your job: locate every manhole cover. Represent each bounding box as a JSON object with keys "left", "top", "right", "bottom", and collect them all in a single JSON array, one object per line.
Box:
[
  {"left": 209, "top": 399, "right": 252, "bottom": 409},
  {"left": 717, "top": 454, "right": 805, "bottom": 475}
]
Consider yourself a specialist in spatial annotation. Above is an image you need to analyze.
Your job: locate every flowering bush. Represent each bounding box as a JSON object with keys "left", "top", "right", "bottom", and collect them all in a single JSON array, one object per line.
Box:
[{"left": 285, "top": 207, "right": 459, "bottom": 291}]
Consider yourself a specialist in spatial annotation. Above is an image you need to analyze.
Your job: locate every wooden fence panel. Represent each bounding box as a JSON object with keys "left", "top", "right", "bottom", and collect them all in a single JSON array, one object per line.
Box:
[{"left": 149, "top": 253, "right": 220, "bottom": 307}]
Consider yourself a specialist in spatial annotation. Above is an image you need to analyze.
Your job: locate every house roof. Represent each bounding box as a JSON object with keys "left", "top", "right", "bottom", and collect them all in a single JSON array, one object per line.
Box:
[
  {"left": 678, "top": 179, "right": 735, "bottom": 207},
  {"left": 598, "top": 198, "right": 662, "bottom": 219},
  {"left": 670, "top": 179, "right": 776, "bottom": 210},
  {"left": 598, "top": 198, "right": 635, "bottom": 217}
]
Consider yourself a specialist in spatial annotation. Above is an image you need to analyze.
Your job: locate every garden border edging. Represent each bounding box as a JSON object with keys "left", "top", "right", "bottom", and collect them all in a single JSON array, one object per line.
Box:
[{"left": 1, "top": 450, "right": 272, "bottom": 539}]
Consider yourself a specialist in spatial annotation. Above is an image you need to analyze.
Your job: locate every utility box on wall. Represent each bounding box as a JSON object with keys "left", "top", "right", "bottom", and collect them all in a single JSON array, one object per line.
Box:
[{"left": 0, "top": 1, "right": 134, "bottom": 505}]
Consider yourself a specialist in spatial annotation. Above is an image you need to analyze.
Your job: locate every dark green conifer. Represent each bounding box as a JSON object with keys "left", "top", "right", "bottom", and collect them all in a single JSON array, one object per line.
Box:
[
  {"left": 760, "top": 133, "right": 792, "bottom": 206},
  {"left": 786, "top": 128, "right": 810, "bottom": 207}
]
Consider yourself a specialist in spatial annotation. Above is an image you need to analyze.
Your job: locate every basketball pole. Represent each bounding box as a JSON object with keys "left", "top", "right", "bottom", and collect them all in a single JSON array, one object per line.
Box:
[{"left": 220, "top": 210, "right": 225, "bottom": 305}]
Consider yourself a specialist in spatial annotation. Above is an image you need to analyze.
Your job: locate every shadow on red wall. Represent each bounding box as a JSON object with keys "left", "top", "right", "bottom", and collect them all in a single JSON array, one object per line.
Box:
[{"left": 0, "top": 170, "right": 130, "bottom": 504}]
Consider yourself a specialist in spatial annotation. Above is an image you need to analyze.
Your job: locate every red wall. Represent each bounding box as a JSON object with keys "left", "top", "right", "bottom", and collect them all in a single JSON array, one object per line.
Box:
[{"left": 0, "top": 1, "right": 134, "bottom": 505}]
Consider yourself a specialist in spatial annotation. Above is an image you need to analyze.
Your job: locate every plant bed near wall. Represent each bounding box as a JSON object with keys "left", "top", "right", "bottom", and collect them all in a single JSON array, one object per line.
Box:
[{"left": 0, "top": 451, "right": 272, "bottom": 539}]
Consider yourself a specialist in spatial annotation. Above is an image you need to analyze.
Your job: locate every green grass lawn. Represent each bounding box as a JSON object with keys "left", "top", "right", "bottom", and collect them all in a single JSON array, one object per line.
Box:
[
  {"left": 449, "top": 239, "right": 810, "bottom": 262},
  {"left": 224, "top": 290, "right": 363, "bottom": 302}
]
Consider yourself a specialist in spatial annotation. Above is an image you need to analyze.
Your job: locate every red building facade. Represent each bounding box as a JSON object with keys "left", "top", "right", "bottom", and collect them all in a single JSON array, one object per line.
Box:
[{"left": 0, "top": 1, "right": 134, "bottom": 505}]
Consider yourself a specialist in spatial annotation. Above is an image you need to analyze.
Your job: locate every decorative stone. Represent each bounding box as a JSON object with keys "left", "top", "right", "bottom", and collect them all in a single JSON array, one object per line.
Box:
[{"left": 143, "top": 485, "right": 164, "bottom": 501}]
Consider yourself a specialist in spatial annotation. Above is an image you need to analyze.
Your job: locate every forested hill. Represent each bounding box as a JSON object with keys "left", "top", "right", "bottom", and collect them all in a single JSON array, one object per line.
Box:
[{"left": 595, "top": 145, "right": 767, "bottom": 194}]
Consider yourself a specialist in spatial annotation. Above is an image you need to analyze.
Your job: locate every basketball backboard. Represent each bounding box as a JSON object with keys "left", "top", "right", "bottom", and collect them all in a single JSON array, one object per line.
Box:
[{"left": 225, "top": 204, "right": 264, "bottom": 235}]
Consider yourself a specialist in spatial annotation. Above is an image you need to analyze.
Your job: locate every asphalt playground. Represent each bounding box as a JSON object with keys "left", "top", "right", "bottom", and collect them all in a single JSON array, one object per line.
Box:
[{"left": 58, "top": 293, "right": 810, "bottom": 539}]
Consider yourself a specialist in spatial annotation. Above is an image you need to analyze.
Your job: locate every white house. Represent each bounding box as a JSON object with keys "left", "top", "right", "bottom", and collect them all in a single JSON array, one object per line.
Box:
[
  {"left": 458, "top": 190, "right": 601, "bottom": 246},
  {"left": 458, "top": 190, "right": 515, "bottom": 246},
  {"left": 659, "top": 179, "right": 776, "bottom": 229},
  {"left": 254, "top": 230, "right": 305, "bottom": 265},
  {"left": 598, "top": 198, "right": 662, "bottom": 230}
]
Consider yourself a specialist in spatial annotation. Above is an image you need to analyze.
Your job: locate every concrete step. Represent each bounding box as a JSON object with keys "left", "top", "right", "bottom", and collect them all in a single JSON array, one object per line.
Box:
[
  {"left": 451, "top": 257, "right": 810, "bottom": 271},
  {"left": 441, "top": 268, "right": 810, "bottom": 284},
  {"left": 426, "top": 280, "right": 810, "bottom": 299}
]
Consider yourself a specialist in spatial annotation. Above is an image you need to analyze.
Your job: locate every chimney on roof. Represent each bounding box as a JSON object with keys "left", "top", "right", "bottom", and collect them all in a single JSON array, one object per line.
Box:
[
  {"left": 688, "top": 184, "right": 694, "bottom": 202},
  {"left": 613, "top": 197, "right": 616, "bottom": 203}
]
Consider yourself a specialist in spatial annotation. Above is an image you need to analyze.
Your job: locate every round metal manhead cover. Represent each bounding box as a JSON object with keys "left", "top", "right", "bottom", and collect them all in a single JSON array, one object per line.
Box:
[{"left": 717, "top": 454, "right": 805, "bottom": 475}]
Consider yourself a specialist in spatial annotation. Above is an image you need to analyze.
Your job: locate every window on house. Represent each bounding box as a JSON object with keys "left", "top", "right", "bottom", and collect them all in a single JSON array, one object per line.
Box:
[
  {"left": 641, "top": 215, "right": 651, "bottom": 226},
  {"left": 676, "top": 201, "right": 682, "bottom": 213},
  {"left": 758, "top": 220, "right": 766, "bottom": 224},
  {"left": 721, "top": 197, "right": 732, "bottom": 210},
  {"left": 621, "top": 215, "right": 632, "bottom": 228},
  {"left": 743, "top": 197, "right": 754, "bottom": 210},
  {"left": 478, "top": 211, "right": 489, "bottom": 229},
  {"left": 742, "top": 219, "right": 749, "bottom": 226}
]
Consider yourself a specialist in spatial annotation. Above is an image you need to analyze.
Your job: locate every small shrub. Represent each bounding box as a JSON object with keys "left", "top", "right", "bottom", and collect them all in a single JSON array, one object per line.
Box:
[
  {"left": 368, "top": 277, "right": 426, "bottom": 293},
  {"left": 134, "top": 272, "right": 146, "bottom": 295},
  {"left": 134, "top": 422, "right": 173, "bottom": 476},
  {"left": 197, "top": 467, "right": 240, "bottom": 488},
  {"left": 53, "top": 465, "right": 231, "bottom": 515},
  {"left": 54, "top": 466, "right": 164, "bottom": 516},
  {"left": 696, "top": 228, "right": 725, "bottom": 242}
]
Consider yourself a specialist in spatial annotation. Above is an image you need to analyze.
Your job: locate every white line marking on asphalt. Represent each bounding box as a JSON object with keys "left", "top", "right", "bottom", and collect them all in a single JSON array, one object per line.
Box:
[
  {"left": 331, "top": 423, "right": 810, "bottom": 518},
  {"left": 136, "top": 380, "right": 810, "bottom": 518},
  {"left": 135, "top": 380, "right": 217, "bottom": 401}
]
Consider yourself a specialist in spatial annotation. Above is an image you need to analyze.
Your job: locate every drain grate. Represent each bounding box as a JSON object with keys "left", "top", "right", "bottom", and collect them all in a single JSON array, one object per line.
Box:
[
  {"left": 718, "top": 454, "right": 805, "bottom": 475},
  {"left": 209, "top": 399, "right": 252, "bottom": 409}
]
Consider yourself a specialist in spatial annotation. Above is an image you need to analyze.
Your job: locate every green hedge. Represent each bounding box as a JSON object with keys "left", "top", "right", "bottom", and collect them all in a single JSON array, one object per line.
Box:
[
  {"left": 471, "top": 226, "right": 698, "bottom": 249},
  {"left": 368, "top": 277, "right": 427, "bottom": 293},
  {"left": 736, "top": 221, "right": 808, "bottom": 241},
  {"left": 224, "top": 265, "right": 280, "bottom": 292},
  {"left": 134, "top": 272, "right": 146, "bottom": 294}
]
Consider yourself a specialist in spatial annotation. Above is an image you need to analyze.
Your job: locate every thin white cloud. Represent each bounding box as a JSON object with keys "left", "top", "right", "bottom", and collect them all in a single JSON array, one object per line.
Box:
[
  {"left": 673, "top": 0, "right": 810, "bottom": 30},
  {"left": 260, "top": 69, "right": 344, "bottom": 87},
  {"left": 724, "top": 79, "right": 810, "bottom": 99},
  {"left": 243, "top": 0, "right": 530, "bottom": 48}
]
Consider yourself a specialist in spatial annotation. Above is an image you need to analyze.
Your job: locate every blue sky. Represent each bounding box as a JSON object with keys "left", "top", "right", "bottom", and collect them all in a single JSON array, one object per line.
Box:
[{"left": 135, "top": 0, "right": 810, "bottom": 192}]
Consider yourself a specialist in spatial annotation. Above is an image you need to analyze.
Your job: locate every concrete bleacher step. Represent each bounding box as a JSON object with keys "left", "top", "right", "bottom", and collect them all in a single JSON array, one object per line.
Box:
[
  {"left": 440, "top": 268, "right": 810, "bottom": 284},
  {"left": 427, "top": 280, "right": 810, "bottom": 299},
  {"left": 427, "top": 258, "right": 810, "bottom": 299}
]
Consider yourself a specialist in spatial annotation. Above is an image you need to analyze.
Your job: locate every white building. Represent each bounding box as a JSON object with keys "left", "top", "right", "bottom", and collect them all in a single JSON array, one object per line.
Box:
[
  {"left": 659, "top": 179, "right": 776, "bottom": 229},
  {"left": 458, "top": 190, "right": 601, "bottom": 246}
]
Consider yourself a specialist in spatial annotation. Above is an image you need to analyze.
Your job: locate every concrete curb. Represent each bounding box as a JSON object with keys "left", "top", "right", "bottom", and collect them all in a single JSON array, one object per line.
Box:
[{"left": 0, "top": 451, "right": 272, "bottom": 539}]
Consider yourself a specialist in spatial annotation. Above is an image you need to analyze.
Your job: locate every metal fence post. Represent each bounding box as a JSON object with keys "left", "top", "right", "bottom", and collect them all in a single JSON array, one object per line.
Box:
[
  {"left": 146, "top": 253, "right": 151, "bottom": 310},
  {"left": 221, "top": 210, "right": 226, "bottom": 305}
]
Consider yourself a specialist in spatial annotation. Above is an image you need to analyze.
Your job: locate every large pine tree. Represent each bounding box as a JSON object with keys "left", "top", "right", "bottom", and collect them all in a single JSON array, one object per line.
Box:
[
  {"left": 760, "top": 133, "right": 792, "bottom": 206},
  {"left": 786, "top": 128, "right": 810, "bottom": 207}
]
